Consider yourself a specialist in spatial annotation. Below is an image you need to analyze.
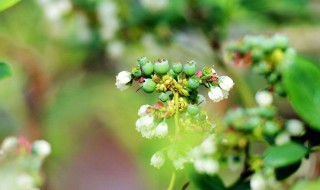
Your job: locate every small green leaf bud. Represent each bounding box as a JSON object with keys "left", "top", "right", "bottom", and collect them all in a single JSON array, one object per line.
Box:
[
  {"left": 138, "top": 56, "right": 148, "bottom": 66},
  {"left": 158, "top": 93, "right": 169, "bottom": 102},
  {"left": 132, "top": 67, "right": 142, "bottom": 77}
]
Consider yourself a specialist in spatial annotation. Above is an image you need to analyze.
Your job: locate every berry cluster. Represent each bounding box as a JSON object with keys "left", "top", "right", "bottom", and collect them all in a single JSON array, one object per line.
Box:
[
  {"left": 116, "top": 57, "right": 234, "bottom": 170},
  {"left": 227, "top": 35, "right": 296, "bottom": 96},
  {"left": 0, "top": 137, "right": 51, "bottom": 190}
]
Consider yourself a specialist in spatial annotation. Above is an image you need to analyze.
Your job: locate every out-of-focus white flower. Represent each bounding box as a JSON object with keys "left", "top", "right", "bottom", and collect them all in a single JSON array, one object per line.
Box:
[
  {"left": 211, "top": 68, "right": 216, "bottom": 74},
  {"left": 197, "top": 95, "right": 206, "bottom": 107},
  {"left": 219, "top": 76, "right": 234, "bottom": 91},
  {"left": 203, "top": 159, "right": 219, "bottom": 175},
  {"left": 150, "top": 152, "right": 165, "bottom": 168},
  {"left": 107, "top": 41, "right": 124, "bottom": 59},
  {"left": 208, "top": 86, "right": 224, "bottom": 102},
  {"left": 173, "top": 157, "right": 187, "bottom": 170},
  {"left": 286, "top": 119, "right": 305, "bottom": 136},
  {"left": 16, "top": 173, "right": 34, "bottom": 188},
  {"left": 115, "top": 71, "right": 132, "bottom": 91},
  {"left": 1, "top": 136, "right": 17, "bottom": 152},
  {"left": 200, "top": 136, "right": 217, "bottom": 155},
  {"left": 97, "top": 1, "right": 119, "bottom": 41},
  {"left": 275, "top": 132, "right": 290, "bottom": 145},
  {"left": 255, "top": 91, "right": 273, "bottom": 107},
  {"left": 37, "top": 0, "right": 71, "bottom": 23},
  {"left": 221, "top": 89, "right": 229, "bottom": 99},
  {"left": 140, "top": 0, "right": 169, "bottom": 12},
  {"left": 74, "top": 13, "right": 92, "bottom": 43},
  {"left": 32, "top": 140, "right": 51, "bottom": 158},
  {"left": 250, "top": 173, "right": 267, "bottom": 190},
  {"left": 136, "top": 114, "right": 156, "bottom": 139},
  {"left": 154, "top": 121, "right": 168, "bottom": 138},
  {"left": 138, "top": 105, "right": 151, "bottom": 117},
  {"left": 194, "top": 159, "right": 219, "bottom": 175}
]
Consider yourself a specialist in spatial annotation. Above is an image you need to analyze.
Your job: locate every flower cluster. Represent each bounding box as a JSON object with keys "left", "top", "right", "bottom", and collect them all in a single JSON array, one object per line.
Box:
[
  {"left": 227, "top": 35, "right": 296, "bottom": 96},
  {"left": 116, "top": 57, "right": 234, "bottom": 170},
  {"left": 0, "top": 136, "right": 51, "bottom": 190},
  {"left": 188, "top": 91, "right": 305, "bottom": 189}
]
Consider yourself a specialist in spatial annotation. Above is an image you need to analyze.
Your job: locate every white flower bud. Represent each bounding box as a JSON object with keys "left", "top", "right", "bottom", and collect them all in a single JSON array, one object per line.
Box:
[
  {"left": 286, "top": 119, "right": 305, "bottom": 136},
  {"left": 173, "top": 157, "right": 187, "bottom": 170},
  {"left": 250, "top": 173, "right": 267, "bottom": 190},
  {"left": 139, "top": 114, "right": 154, "bottom": 129},
  {"left": 154, "top": 121, "right": 168, "bottom": 138},
  {"left": 221, "top": 89, "right": 229, "bottom": 99},
  {"left": 115, "top": 71, "right": 132, "bottom": 91},
  {"left": 150, "top": 152, "right": 165, "bottom": 169},
  {"left": 203, "top": 159, "right": 219, "bottom": 175},
  {"left": 200, "top": 136, "right": 217, "bottom": 155},
  {"left": 208, "top": 86, "right": 224, "bottom": 102},
  {"left": 16, "top": 173, "right": 34, "bottom": 188},
  {"left": 211, "top": 68, "right": 216, "bottom": 74},
  {"left": 255, "top": 91, "right": 273, "bottom": 107},
  {"left": 1, "top": 136, "right": 18, "bottom": 152},
  {"left": 194, "top": 159, "right": 206, "bottom": 173},
  {"left": 138, "top": 105, "right": 151, "bottom": 117},
  {"left": 275, "top": 132, "right": 290, "bottom": 145},
  {"left": 32, "top": 140, "right": 51, "bottom": 158},
  {"left": 140, "top": 0, "right": 169, "bottom": 12},
  {"left": 219, "top": 76, "right": 234, "bottom": 91}
]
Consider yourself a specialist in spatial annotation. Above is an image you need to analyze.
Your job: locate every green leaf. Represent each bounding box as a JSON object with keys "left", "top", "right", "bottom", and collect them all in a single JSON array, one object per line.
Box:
[
  {"left": 188, "top": 165, "right": 226, "bottom": 190},
  {"left": 0, "top": 0, "right": 20, "bottom": 12},
  {"left": 0, "top": 62, "right": 11, "bottom": 79},
  {"left": 274, "top": 161, "right": 301, "bottom": 180},
  {"left": 282, "top": 57, "right": 320, "bottom": 130},
  {"left": 263, "top": 142, "right": 307, "bottom": 168},
  {"left": 291, "top": 179, "right": 320, "bottom": 190}
]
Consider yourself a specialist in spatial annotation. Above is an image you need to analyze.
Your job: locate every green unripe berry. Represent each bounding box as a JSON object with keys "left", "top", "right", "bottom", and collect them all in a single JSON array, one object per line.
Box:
[
  {"left": 172, "top": 62, "right": 183, "bottom": 74},
  {"left": 261, "top": 39, "right": 275, "bottom": 53},
  {"left": 138, "top": 56, "right": 148, "bottom": 66},
  {"left": 273, "top": 35, "right": 288, "bottom": 50},
  {"left": 132, "top": 67, "right": 142, "bottom": 77},
  {"left": 141, "top": 61, "right": 154, "bottom": 76},
  {"left": 142, "top": 79, "right": 156, "bottom": 93},
  {"left": 263, "top": 121, "right": 280, "bottom": 136},
  {"left": 188, "top": 104, "right": 199, "bottom": 116},
  {"left": 158, "top": 93, "right": 169, "bottom": 102},
  {"left": 267, "top": 72, "right": 280, "bottom": 84},
  {"left": 251, "top": 48, "right": 264, "bottom": 62},
  {"left": 188, "top": 78, "right": 199, "bottom": 89},
  {"left": 154, "top": 59, "right": 170, "bottom": 75},
  {"left": 184, "top": 61, "right": 196, "bottom": 76},
  {"left": 274, "top": 82, "right": 286, "bottom": 97}
]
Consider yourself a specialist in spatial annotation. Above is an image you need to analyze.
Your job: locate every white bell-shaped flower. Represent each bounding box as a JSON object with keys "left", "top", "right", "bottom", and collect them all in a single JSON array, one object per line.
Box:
[
  {"left": 275, "top": 132, "right": 290, "bottom": 145},
  {"left": 219, "top": 76, "right": 234, "bottom": 91},
  {"left": 150, "top": 151, "right": 165, "bottom": 169},
  {"left": 32, "top": 140, "right": 51, "bottom": 158},
  {"left": 115, "top": 71, "right": 132, "bottom": 91},
  {"left": 154, "top": 121, "right": 168, "bottom": 138},
  {"left": 286, "top": 119, "right": 305, "bottom": 136},
  {"left": 250, "top": 173, "right": 267, "bottom": 190},
  {"left": 138, "top": 105, "right": 151, "bottom": 117},
  {"left": 255, "top": 91, "right": 273, "bottom": 107},
  {"left": 208, "top": 86, "right": 224, "bottom": 102}
]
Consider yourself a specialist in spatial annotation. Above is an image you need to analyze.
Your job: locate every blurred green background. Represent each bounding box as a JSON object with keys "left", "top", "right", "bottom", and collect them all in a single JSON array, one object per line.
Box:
[{"left": 0, "top": 0, "right": 319, "bottom": 189}]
